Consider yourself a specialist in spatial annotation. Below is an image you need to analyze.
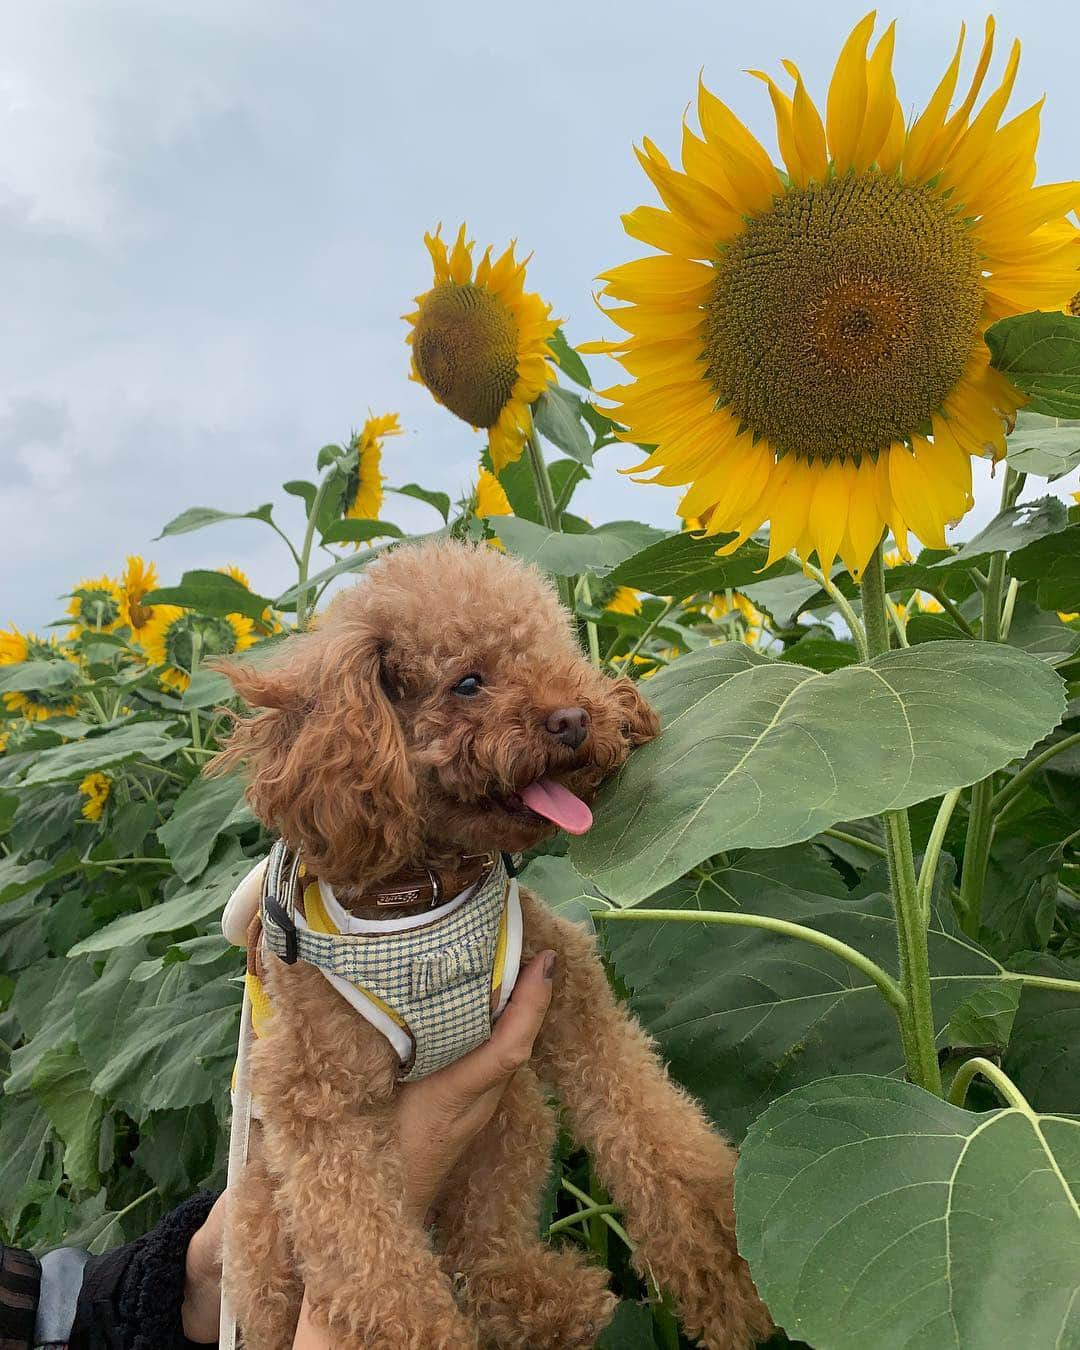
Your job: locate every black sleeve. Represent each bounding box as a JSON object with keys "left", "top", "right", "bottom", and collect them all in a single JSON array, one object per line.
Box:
[
  {"left": 69, "top": 1190, "right": 221, "bottom": 1350},
  {"left": 0, "top": 1242, "right": 40, "bottom": 1349}
]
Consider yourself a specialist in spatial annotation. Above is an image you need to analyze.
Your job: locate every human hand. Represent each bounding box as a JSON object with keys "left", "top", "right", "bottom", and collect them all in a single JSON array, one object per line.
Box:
[{"left": 180, "top": 947, "right": 556, "bottom": 1344}]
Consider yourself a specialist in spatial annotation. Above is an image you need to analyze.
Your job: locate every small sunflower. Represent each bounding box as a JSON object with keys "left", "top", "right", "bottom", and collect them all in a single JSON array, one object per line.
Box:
[
  {"left": 405, "top": 225, "right": 560, "bottom": 471},
  {"left": 0, "top": 627, "right": 79, "bottom": 721},
  {"left": 589, "top": 16, "right": 1080, "bottom": 578},
  {"left": 67, "top": 574, "right": 123, "bottom": 637},
  {"left": 605, "top": 587, "right": 643, "bottom": 617},
  {"left": 218, "top": 565, "right": 282, "bottom": 635},
  {"left": 475, "top": 466, "right": 513, "bottom": 518},
  {"left": 708, "top": 591, "right": 765, "bottom": 645},
  {"left": 120, "top": 556, "right": 160, "bottom": 635},
  {"left": 139, "top": 606, "right": 256, "bottom": 692},
  {"left": 79, "top": 772, "right": 111, "bottom": 822},
  {"left": 340, "top": 413, "right": 402, "bottom": 535}
]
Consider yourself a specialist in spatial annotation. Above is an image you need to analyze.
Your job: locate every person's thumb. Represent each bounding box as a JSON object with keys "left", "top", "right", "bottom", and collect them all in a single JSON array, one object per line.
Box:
[{"left": 452, "top": 949, "right": 556, "bottom": 1096}]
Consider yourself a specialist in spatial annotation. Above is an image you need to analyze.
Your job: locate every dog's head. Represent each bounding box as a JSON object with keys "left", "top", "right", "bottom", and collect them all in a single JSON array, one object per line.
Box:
[{"left": 210, "top": 538, "right": 659, "bottom": 887}]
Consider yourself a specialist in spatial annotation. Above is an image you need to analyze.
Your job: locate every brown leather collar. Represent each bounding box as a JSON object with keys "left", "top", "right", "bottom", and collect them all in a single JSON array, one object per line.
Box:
[{"left": 331, "top": 853, "right": 495, "bottom": 919}]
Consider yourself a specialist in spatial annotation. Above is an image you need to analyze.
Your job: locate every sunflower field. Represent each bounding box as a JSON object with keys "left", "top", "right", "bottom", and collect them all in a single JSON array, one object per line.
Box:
[{"left": 4, "top": 14, "right": 1080, "bottom": 1348}]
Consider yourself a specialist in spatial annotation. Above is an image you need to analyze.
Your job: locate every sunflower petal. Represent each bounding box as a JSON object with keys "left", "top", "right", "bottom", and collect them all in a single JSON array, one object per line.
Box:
[{"left": 825, "top": 12, "right": 876, "bottom": 173}]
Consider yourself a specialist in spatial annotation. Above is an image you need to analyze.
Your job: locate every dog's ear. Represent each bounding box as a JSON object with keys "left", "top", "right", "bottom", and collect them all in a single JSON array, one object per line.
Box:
[
  {"left": 607, "top": 676, "right": 661, "bottom": 746},
  {"left": 208, "top": 626, "right": 420, "bottom": 886}
]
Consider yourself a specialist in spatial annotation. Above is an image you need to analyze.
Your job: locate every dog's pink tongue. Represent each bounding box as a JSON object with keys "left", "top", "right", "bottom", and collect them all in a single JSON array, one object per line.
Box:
[{"left": 520, "top": 778, "right": 593, "bottom": 835}]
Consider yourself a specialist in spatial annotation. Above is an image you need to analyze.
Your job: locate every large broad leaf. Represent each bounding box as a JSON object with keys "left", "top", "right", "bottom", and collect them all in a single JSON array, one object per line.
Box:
[
  {"left": 494, "top": 517, "right": 669, "bottom": 577},
  {"left": 0, "top": 849, "right": 81, "bottom": 906},
  {"left": 986, "top": 310, "right": 1080, "bottom": 417},
  {"left": 572, "top": 641, "right": 1065, "bottom": 904},
  {"left": 602, "top": 532, "right": 799, "bottom": 600},
  {"left": 735, "top": 1074, "right": 1080, "bottom": 1350},
  {"left": 1010, "top": 524, "right": 1080, "bottom": 614},
  {"left": 320, "top": 518, "right": 404, "bottom": 546},
  {"left": 143, "top": 570, "right": 273, "bottom": 624},
  {"left": 1007, "top": 410, "right": 1080, "bottom": 479},
  {"left": 20, "top": 723, "right": 189, "bottom": 787},
  {"left": 132, "top": 1104, "right": 219, "bottom": 1194},
  {"left": 0, "top": 1097, "right": 51, "bottom": 1232},
  {"left": 156, "top": 503, "right": 276, "bottom": 539},
  {"left": 5, "top": 957, "right": 96, "bottom": 1095},
  {"left": 930, "top": 496, "right": 1068, "bottom": 570},
  {"left": 0, "top": 660, "right": 77, "bottom": 694},
  {"left": 387, "top": 484, "right": 451, "bottom": 522},
  {"left": 533, "top": 386, "right": 594, "bottom": 465},
  {"left": 91, "top": 977, "right": 241, "bottom": 1114},
  {"left": 740, "top": 570, "right": 829, "bottom": 628},
  {"left": 157, "top": 774, "right": 254, "bottom": 882},
  {"left": 548, "top": 328, "right": 592, "bottom": 389},
  {"left": 1003, "top": 954, "right": 1080, "bottom": 1115},
  {"left": 68, "top": 851, "right": 254, "bottom": 955},
  {"left": 31, "top": 1046, "right": 103, "bottom": 1192},
  {"left": 518, "top": 854, "right": 607, "bottom": 929},
  {"left": 601, "top": 860, "right": 1001, "bottom": 1141},
  {"left": 1006, "top": 595, "right": 1080, "bottom": 664}
]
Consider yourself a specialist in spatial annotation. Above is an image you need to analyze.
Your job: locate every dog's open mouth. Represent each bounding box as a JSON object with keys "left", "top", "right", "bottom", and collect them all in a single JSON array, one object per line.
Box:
[{"left": 494, "top": 776, "right": 593, "bottom": 835}]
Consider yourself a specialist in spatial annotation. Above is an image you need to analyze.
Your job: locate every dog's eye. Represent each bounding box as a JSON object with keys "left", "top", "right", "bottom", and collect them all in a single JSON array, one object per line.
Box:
[{"left": 451, "top": 673, "right": 484, "bottom": 697}]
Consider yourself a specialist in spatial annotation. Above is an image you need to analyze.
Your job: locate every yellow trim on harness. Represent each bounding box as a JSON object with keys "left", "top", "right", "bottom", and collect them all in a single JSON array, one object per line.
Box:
[{"left": 303, "top": 882, "right": 408, "bottom": 1030}]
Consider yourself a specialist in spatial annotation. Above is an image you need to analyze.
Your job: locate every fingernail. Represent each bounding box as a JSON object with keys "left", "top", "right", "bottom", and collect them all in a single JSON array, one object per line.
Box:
[{"left": 543, "top": 951, "right": 557, "bottom": 981}]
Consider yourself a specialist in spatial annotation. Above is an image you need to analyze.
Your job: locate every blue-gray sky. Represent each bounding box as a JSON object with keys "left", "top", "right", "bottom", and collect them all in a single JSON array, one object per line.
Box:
[{"left": 3, "top": 0, "right": 1077, "bottom": 630}]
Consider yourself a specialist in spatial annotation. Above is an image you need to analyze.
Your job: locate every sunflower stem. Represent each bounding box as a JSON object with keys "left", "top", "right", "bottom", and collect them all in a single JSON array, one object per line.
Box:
[
  {"left": 926, "top": 588, "right": 975, "bottom": 637},
  {"left": 793, "top": 554, "right": 869, "bottom": 659},
  {"left": 525, "top": 426, "right": 572, "bottom": 609},
  {"left": 947, "top": 1056, "right": 1030, "bottom": 1112},
  {"left": 957, "top": 464, "right": 1016, "bottom": 937},
  {"left": 608, "top": 598, "right": 676, "bottom": 675},
  {"left": 575, "top": 576, "right": 602, "bottom": 667},
  {"left": 296, "top": 457, "right": 343, "bottom": 630},
  {"left": 188, "top": 629, "right": 203, "bottom": 751},
  {"left": 916, "top": 788, "right": 962, "bottom": 924},
  {"left": 860, "top": 541, "right": 943, "bottom": 1096},
  {"left": 991, "top": 736, "right": 1080, "bottom": 819}
]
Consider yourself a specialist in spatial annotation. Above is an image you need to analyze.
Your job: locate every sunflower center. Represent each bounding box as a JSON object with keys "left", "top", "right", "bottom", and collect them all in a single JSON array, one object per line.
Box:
[
  {"left": 703, "top": 173, "right": 983, "bottom": 463},
  {"left": 164, "top": 615, "right": 239, "bottom": 673},
  {"left": 73, "top": 586, "right": 121, "bottom": 630},
  {"left": 412, "top": 283, "right": 518, "bottom": 428}
]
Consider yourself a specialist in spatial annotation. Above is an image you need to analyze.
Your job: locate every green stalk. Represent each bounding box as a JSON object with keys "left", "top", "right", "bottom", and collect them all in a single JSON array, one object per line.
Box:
[
  {"left": 957, "top": 464, "right": 1017, "bottom": 936},
  {"left": 990, "top": 734, "right": 1080, "bottom": 818},
  {"left": 916, "top": 788, "right": 961, "bottom": 923},
  {"left": 593, "top": 908, "right": 906, "bottom": 1017},
  {"left": 296, "top": 457, "right": 343, "bottom": 630},
  {"left": 607, "top": 598, "right": 676, "bottom": 675},
  {"left": 525, "top": 426, "right": 572, "bottom": 609},
  {"left": 188, "top": 628, "right": 203, "bottom": 751},
  {"left": 860, "top": 542, "right": 943, "bottom": 1095},
  {"left": 576, "top": 576, "right": 602, "bottom": 667},
  {"left": 794, "top": 554, "right": 869, "bottom": 659},
  {"left": 947, "top": 1056, "right": 1031, "bottom": 1112}
]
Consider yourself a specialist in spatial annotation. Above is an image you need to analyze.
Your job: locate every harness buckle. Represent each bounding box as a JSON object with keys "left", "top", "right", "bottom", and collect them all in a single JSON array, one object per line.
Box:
[{"left": 265, "top": 893, "right": 298, "bottom": 964}]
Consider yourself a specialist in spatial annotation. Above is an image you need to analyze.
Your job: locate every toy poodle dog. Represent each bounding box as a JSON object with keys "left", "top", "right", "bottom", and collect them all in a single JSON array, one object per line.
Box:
[{"left": 210, "top": 537, "right": 770, "bottom": 1350}]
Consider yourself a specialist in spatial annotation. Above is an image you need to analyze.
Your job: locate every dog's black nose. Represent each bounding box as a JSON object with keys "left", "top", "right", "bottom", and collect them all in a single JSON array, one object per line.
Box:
[{"left": 545, "top": 706, "right": 590, "bottom": 750}]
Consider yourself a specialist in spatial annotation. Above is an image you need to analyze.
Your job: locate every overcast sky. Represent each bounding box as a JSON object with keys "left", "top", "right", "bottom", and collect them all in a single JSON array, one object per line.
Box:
[{"left": 3, "top": 0, "right": 1078, "bottom": 631}]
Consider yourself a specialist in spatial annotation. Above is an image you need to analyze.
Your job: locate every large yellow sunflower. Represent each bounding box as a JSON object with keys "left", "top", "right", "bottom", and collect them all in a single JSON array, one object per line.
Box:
[
  {"left": 404, "top": 225, "right": 560, "bottom": 471},
  {"left": 120, "top": 555, "right": 160, "bottom": 635},
  {"left": 67, "top": 574, "right": 124, "bottom": 637},
  {"left": 588, "top": 16, "right": 1080, "bottom": 578},
  {"left": 0, "top": 627, "right": 79, "bottom": 721},
  {"left": 340, "top": 413, "right": 402, "bottom": 537},
  {"left": 138, "top": 607, "right": 256, "bottom": 692}
]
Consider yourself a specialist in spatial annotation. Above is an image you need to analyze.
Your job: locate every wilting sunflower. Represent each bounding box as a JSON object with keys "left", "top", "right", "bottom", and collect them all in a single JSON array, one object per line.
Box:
[
  {"left": 139, "top": 607, "right": 256, "bottom": 692},
  {"left": 0, "top": 627, "right": 78, "bottom": 721},
  {"left": 79, "top": 772, "right": 111, "bottom": 822},
  {"left": 67, "top": 574, "right": 123, "bottom": 636},
  {"left": 340, "top": 413, "right": 402, "bottom": 531},
  {"left": 588, "top": 16, "right": 1080, "bottom": 577},
  {"left": 405, "top": 225, "right": 560, "bottom": 471},
  {"left": 120, "top": 556, "right": 160, "bottom": 636}
]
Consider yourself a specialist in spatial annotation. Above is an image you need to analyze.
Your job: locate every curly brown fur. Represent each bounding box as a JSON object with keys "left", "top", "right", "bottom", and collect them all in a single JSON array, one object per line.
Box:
[{"left": 214, "top": 538, "right": 769, "bottom": 1348}]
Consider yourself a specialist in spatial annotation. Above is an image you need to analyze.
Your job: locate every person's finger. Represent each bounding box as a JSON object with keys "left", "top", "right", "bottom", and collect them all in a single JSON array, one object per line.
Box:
[{"left": 447, "top": 949, "right": 556, "bottom": 1097}]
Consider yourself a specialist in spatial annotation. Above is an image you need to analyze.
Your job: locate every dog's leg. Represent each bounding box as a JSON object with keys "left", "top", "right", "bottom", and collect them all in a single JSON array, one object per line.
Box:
[
  {"left": 224, "top": 1120, "right": 303, "bottom": 1350},
  {"left": 253, "top": 961, "right": 481, "bottom": 1350},
  {"left": 520, "top": 891, "right": 773, "bottom": 1350},
  {"left": 434, "top": 1065, "right": 617, "bottom": 1350}
]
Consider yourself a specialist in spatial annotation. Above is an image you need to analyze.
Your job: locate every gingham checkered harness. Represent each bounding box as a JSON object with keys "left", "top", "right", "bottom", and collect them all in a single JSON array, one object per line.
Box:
[{"left": 259, "top": 840, "right": 514, "bottom": 1081}]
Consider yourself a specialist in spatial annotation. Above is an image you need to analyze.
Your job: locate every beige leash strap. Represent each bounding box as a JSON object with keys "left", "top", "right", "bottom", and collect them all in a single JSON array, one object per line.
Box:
[{"left": 218, "top": 978, "right": 253, "bottom": 1350}]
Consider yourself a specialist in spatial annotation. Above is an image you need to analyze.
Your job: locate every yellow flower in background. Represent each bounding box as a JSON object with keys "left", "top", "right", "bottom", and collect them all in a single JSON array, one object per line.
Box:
[
  {"left": 342, "top": 413, "right": 402, "bottom": 530},
  {"left": 218, "top": 565, "right": 282, "bottom": 634},
  {"left": 605, "top": 587, "right": 643, "bottom": 617},
  {"left": 120, "top": 556, "right": 160, "bottom": 634},
  {"left": 884, "top": 549, "right": 946, "bottom": 615},
  {"left": 0, "top": 627, "right": 79, "bottom": 721},
  {"left": 79, "top": 772, "right": 111, "bottom": 822},
  {"left": 138, "top": 607, "right": 256, "bottom": 692},
  {"left": 708, "top": 591, "right": 765, "bottom": 645},
  {"left": 588, "top": 16, "right": 1080, "bottom": 579},
  {"left": 475, "top": 466, "right": 513, "bottom": 518},
  {"left": 67, "top": 574, "right": 123, "bottom": 636},
  {"left": 405, "top": 225, "right": 559, "bottom": 471}
]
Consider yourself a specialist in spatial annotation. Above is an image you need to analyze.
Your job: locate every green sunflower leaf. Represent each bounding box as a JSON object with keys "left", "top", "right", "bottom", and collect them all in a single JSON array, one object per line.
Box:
[
  {"left": 1010, "top": 524, "right": 1080, "bottom": 613},
  {"left": 1003, "top": 954, "right": 1080, "bottom": 1115},
  {"left": 0, "top": 660, "right": 77, "bottom": 694},
  {"left": 493, "top": 518, "right": 668, "bottom": 576},
  {"left": 387, "top": 483, "right": 451, "bottom": 522},
  {"left": 548, "top": 328, "right": 592, "bottom": 389},
  {"left": 602, "top": 531, "right": 800, "bottom": 600},
  {"left": 320, "top": 518, "right": 404, "bottom": 546},
  {"left": 142, "top": 570, "right": 273, "bottom": 624},
  {"left": 157, "top": 774, "right": 254, "bottom": 883},
  {"left": 19, "top": 723, "right": 189, "bottom": 788},
  {"left": 31, "top": 1046, "right": 103, "bottom": 1192},
  {"left": 734, "top": 1074, "right": 1080, "bottom": 1350},
  {"left": 282, "top": 479, "right": 318, "bottom": 514},
  {"left": 155, "top": 503, "right": 276, "bottom": 540},
  {"left": 571, "top": 641, "right": 1065, "bottom": 904},
  {"left": 1006, "top": 410, "right": 1080, "bottom": 479},
  {"left": 986, "top": 310, "right": 1080, "bottom": 417},
  {"left": 533, "top": 386, "right": 594, "bottom": 465}
]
